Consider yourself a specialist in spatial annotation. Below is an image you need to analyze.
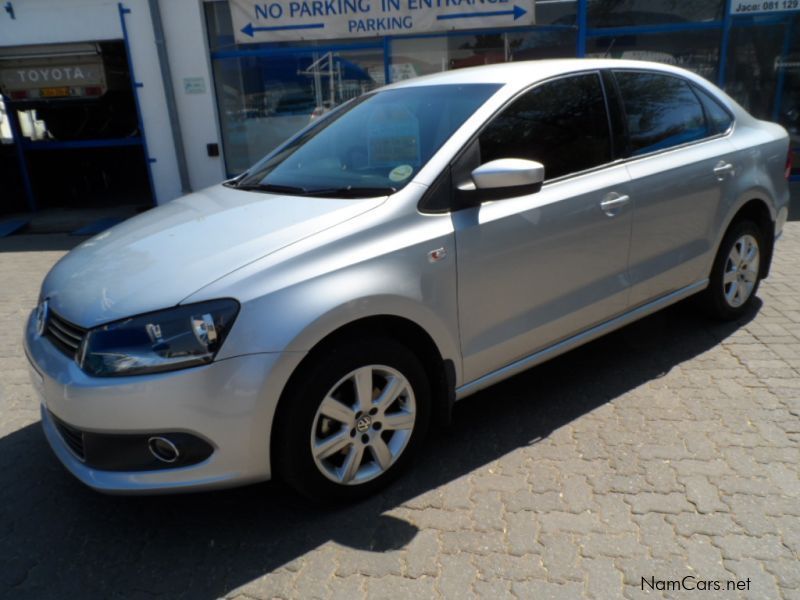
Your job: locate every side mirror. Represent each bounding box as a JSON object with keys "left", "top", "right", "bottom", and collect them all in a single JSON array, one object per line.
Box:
[
  {"left": 456, "top": 158, "right": 545, "bottom": 206},
  {"left": 472, "top": 158, "right": 545, "bottom": 190}
]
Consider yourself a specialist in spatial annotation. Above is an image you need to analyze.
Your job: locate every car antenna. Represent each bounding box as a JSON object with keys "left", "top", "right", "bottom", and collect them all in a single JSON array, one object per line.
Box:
[{"left": 604, "top": 38, "right": 616, "bottom": 58}]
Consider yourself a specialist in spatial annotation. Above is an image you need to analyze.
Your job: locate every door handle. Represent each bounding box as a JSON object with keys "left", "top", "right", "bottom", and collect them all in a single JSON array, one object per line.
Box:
[
  {"left": 713, "top": 161, "right": 735, "bottom": 180},
  {"left": 600, "top": 193, "right": 630, "bottom": 217}
]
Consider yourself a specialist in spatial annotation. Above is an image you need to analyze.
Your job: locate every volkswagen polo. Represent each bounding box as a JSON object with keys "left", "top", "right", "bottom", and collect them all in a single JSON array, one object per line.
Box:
[{"left": 24, "top": 59, "right": 791, "bottom": 500}]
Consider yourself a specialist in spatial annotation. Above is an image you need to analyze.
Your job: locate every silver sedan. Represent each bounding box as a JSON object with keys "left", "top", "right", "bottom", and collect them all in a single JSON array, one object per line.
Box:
[{"left": 24, "top": 59, "right": 791, "bottom": 501}]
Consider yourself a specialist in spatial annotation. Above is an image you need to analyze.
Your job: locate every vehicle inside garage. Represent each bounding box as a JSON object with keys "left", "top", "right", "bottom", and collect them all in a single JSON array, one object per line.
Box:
[{"left": 0, "top": 41, "right": 152, "bottom": 216}]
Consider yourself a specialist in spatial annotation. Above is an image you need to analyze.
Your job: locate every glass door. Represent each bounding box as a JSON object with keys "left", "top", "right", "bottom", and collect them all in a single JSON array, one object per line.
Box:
[
  {"left": 725, "top": 14, "right": 799, "bottom": 179},
  {"left": 724, "top": 19, "right": 786, "bottom": 121},
  {"left": 775, "top": 16, "right": 799, "bottom": 177},
  {"left": 0, "top": 95, "right": 30, "bottom": 214},
  {"left": 211, "top": 46, "right": 385, "bottom": 176}
]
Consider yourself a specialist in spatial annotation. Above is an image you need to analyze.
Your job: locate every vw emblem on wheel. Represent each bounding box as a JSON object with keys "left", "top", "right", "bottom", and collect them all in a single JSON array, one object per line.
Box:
[
  {"left": 35, "top": 299, "right": 49, "bottom": 337},
  {"left": 355, "top": 415, "right": 372, "bottom": 433}
]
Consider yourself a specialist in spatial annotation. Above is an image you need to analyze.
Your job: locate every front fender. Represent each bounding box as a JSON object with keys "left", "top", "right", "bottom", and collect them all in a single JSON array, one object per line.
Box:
[{"left": 184, "top": 200, "right": 463, "bottom": 385}]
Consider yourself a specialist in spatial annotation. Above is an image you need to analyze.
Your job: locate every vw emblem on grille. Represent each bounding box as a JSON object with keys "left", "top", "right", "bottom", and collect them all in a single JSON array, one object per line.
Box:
[{"left": 35, "top": 299, "right": 49, "bottom": 337}]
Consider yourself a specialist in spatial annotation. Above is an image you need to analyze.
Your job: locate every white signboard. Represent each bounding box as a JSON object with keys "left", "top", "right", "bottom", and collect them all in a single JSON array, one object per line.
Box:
[
  {"left": 183, "top": 77, "right": 207, "bottom": 94},
  {"left": 730, "top": 0, "right": 800, "bottom": 15},
  {"left": 230, "top": 0, "right": 534, "bottom": 43}
]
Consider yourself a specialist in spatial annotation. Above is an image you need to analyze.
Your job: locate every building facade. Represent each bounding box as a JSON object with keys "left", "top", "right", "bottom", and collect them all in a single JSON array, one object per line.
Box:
[{"left": 1, "top": 0, "right": 798, "bottom": 215}]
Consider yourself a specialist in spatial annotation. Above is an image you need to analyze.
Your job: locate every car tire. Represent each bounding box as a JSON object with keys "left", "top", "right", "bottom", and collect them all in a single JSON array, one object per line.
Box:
[
  {"left": 274, "top": 337, "right": 431, "bottom": 502},
  {"left": 701, "top": 219, "right": 765, "bottom": 320}
]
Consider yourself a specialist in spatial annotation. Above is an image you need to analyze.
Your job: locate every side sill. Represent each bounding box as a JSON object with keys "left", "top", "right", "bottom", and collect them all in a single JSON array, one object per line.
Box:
[{"left": 455, "top": 279, "right": 709, "bottom": 400}]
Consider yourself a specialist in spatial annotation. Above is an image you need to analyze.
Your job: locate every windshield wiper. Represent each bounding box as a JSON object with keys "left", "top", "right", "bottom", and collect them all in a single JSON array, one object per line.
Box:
[
  {"left": 232, "top": 182, "right": 396, "bottom": 198},
  {"left": 303, "top": 186, "right": 397, "bottom": 198},
  {"left": 233, "top": 182, "right": 308, "bottom": 194}
]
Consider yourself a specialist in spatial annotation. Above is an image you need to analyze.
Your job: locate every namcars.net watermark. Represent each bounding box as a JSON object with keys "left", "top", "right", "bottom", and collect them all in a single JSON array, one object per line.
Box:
[{"left": 642, "top": 576, "right": 751, "bottom": 592}]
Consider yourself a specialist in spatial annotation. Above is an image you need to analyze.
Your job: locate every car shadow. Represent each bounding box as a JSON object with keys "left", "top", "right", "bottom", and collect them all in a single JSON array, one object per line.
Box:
[
  {"left": 0, "top": 297, "right": 760, "bottom": 598},
  {"left": 0, "top": 234, "right": 89, "bottom": 253}
]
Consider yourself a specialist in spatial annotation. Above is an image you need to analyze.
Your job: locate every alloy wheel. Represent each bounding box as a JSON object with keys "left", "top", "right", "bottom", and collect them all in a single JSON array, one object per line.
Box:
[
  {"left": 723, "top": 234, "right": 759, "bottom": 308},
  {"left": 310, "top": 365, "right": 416, "bottom": 485}
]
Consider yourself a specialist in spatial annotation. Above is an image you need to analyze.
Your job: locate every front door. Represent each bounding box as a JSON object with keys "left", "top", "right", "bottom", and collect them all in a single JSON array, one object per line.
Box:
[{"left": 454, "top": 72, "right": 633, "bottom": 383}]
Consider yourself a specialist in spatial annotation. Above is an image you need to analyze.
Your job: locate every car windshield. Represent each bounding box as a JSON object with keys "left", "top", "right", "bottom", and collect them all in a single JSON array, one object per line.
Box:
[{"left": 234, "top": 83, "right": 501, "bottom": 198}]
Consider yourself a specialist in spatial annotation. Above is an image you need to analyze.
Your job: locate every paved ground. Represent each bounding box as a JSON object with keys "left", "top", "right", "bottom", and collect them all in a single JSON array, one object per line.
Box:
[{"left": 1, "top": 219, "right": 799, "bottom": 599}]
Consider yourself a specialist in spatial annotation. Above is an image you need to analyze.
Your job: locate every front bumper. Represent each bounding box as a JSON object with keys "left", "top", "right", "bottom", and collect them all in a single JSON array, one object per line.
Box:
[{"left": 24, "top": 311, "right": 304, "bottom": 494}]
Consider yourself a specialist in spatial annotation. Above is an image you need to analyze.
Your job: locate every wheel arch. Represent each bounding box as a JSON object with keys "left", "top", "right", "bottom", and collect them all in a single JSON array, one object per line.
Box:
[
  {"left": 270, "top": 313, "right": 458, "bottom": 475},
  {"left": 717, "top": 196, "right": 775, "bottom": 279}
]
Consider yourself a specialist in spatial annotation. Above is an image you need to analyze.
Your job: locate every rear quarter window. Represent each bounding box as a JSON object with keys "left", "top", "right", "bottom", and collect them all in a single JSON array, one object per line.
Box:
[{"left": 692, "top": 85, "right": 734, "bottom": 135}]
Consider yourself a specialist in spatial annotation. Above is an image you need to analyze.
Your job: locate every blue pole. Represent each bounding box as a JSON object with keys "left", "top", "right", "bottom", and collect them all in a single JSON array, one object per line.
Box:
[
  {"left": 383, "top": 37, "right": 392, "bottom": 86},
  {"left": 772, "top": 18, "right": 793, "bottom": 122},
  {"left": 118, "top": 2, "right": 157, "bottom": 206},
  {"left": 5, "top": 98, "right": 36, "bottom": 211},
  {"left": 576, "top": 0, "right": 588, "bottom": 57},
  {"left": 717, "top": 0, "right": 733, "bottom": 87}
]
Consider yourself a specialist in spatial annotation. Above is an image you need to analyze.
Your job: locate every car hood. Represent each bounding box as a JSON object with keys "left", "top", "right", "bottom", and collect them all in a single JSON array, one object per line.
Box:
[{"left": 42, "top": 184, "right": 385, "bottom": 327}]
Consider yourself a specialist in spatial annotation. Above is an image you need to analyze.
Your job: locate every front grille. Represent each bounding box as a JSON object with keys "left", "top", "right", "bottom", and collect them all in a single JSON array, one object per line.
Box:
[
  {"left": 50, "top": 412, "right": 86, "bottom": 460},
  {"left": 45, "top": 310, "right": 86, "bottom": 359}
]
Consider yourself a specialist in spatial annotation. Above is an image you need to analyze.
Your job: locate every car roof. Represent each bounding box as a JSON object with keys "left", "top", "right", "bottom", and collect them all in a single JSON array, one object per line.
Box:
[{"left": 385, "top": 58, "right": 706, "bottom": 93}]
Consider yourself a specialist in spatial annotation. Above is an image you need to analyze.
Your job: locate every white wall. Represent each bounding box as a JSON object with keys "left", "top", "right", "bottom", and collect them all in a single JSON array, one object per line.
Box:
[
  {"left": 160, "top": 0, "right": 227, "bottom": 190},
  {"left": 0, "top": 0, "right": 194, "bottom": 204}
]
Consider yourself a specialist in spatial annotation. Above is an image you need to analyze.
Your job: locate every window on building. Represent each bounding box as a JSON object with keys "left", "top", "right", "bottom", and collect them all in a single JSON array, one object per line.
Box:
[
  {"left": 614, "top": 71, "right": 708, "bottom": 156},
  {"left": 536, "top": 0, "right": 578, "bottom": 25},
  {"left": 725, "top": 23, "right": 786, "bottom": 122},
  {"left": 478, "top": 73, "right": 612, "bottom": 180},
  {"left": 389, "top": 30, "right": 576, "bottom": 83},
  {"left": 586, "top": 0, "right": 723, "bottom": 28},
  {"left": 587, "top": 30, "right": 721, "bottom": 82}
]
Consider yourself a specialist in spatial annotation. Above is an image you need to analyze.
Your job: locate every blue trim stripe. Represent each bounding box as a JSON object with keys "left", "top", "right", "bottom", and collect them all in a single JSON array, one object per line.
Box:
[
  {"left": 249, "top": 23, "right": 324, "bottom": 32},
  {"left": 211, "top": 41, "right": 383, "bottom": 59},
  {"left": 21, "top": 137, "right": 144, "bottom": 151},
  {"left": 731, "top": 11, "right": 800, "bottom": 25},
  {"left": 586, "top": 20, "right": 723, "bottom": 37},
  {"left": 119, "top": 2, "right": 156, "bottom": 207}
]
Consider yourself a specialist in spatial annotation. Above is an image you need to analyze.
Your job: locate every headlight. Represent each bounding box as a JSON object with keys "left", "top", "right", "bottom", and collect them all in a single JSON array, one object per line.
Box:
[{"left": 77, "top": 299, "right": 240, "bottom": 377}]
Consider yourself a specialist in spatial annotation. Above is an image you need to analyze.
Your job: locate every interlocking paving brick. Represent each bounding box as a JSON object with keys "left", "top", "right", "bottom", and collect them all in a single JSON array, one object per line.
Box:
[
  {"left": 713, "top": 534, "right": 792, "bottom": 561},
  {"left": 403, "top": 529, "right": 440, "bottom": 578},
  {"left": 666, "top": 513, "right": 741, "bottom": 538},
  {"left": 583, "top": 557, "right": 623, "bottom": 600},
  {"left": 680, "top": 476, "right": 728, "bottom": 514},
  {"left": 580, "top": 532, "right": 645, "bottom": 559},
  {"left": 437, "top": 553, "right": 478, "bottom": 598},
  {"left": 626, "top": 493, "right": 694, "bottom": 515},
  {"left": 511, "top": 579, "right": 584, "bottom": 599},
  {"left": 539, "top": 533, "right": 583, "bottom": 583},
  {"left": 472, "top": 552, "right": 547, "bottom": 581},
  {"left": 364, "top": 575, "right": 437, "bottom": 599},
  {"left": 504, "top": 511, "right": 542, "bottom": 557}
]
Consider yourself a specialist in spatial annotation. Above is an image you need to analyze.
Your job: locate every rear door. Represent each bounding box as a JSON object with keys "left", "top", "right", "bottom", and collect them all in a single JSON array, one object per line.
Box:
[
  {"left": 454, "top": 72, "right": 633, "bottom": 383},
  {"left": 611, "top": 70, "right": 738, "bottom": 307}
]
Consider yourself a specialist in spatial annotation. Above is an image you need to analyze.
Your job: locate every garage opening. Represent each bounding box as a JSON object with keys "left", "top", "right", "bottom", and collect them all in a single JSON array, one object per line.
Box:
[{"left": 0, "top": 41, "right": 153, "bottom": 216}]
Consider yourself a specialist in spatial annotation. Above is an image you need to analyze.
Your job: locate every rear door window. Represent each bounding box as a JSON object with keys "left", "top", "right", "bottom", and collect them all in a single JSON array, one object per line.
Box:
[
  {"left": 613, "top": 71, "right": 708, "bottom": 156},
  {"left": 477, "top": 73, "right": 612, "bottom": 181}
]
